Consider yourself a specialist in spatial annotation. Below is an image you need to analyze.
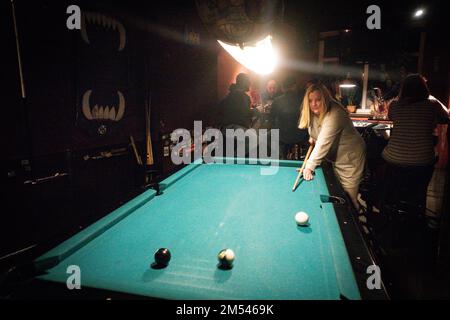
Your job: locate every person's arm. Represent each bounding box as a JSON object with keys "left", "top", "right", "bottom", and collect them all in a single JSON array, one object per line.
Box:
[
  {"left": 269, "top": 100, "right": 278, "bottom": 124},
  {"left": 244, "top": 95, "right": 253, "bottom": 127},
  {"left": 429, "top": 96, "right": 449, "bottom": 124},
  {"left": 260, "top": 91, "right": 267, "bottom": 106},
  {"left": 387, "top": 100, "right": 398, "bottom": 120},
  {"left": 304, "top": 110, "right": 343, "bottom": 172}
]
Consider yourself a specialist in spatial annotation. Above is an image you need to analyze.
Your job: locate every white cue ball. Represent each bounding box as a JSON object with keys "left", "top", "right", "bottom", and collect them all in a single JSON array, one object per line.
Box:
[
  {"left": 295, "top": 211, "right": 309, "bottom": 226},
  {"left": 218, "top": 249, "right": 235, "bottom": 263}
]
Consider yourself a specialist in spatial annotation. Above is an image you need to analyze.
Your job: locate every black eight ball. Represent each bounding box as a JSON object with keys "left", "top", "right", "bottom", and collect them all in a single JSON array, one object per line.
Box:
[{"left": 154, "top": 248, "right": 171, "bottom": 266}]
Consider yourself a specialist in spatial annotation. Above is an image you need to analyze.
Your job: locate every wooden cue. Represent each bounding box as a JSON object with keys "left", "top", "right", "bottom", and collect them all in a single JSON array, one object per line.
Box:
[
  {"left": 292, "top": 145, "right": 314, "bottom": 191},
  {"left": 129, "top": 135, "right": 143, "bottom": 165},
  {"left": 11, "top": 0, "right": 26, "bottom": 98},
  {"left": 145, "top": 97, "right": 154, "bottom": 165}
]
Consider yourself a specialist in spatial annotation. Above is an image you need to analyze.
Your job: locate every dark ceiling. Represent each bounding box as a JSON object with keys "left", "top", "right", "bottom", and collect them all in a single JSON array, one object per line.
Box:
[
  {"left": 84, "top": 0, "right": 445, "bottom": 40},
  {"left": 284, "top": 0, "right": 445, "bottom": 32},
  {"left": 127, "top": 0, "right": 445, "bottom": 31}
]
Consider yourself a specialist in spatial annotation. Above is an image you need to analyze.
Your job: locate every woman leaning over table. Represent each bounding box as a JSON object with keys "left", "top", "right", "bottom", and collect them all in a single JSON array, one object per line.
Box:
[{"left": 298, "top": 84, "right": 366, "bottom": 211}]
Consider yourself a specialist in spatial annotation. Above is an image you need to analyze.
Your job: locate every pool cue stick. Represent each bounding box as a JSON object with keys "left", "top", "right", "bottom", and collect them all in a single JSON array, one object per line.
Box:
[
  {"left": 129, "top": 135, "right": 142, "bottom": 165},
  {"left": 11, "top": 0, "right": 25, "bottom": 99},
  {"left": 11, "top": 0, "right": 34, "bottom": 178},
  {"left": 145, "top": 95, "right": 154, "bottom": 166},
  {"left": 292, "top": 145, "right": 313, "bottom": 191}
]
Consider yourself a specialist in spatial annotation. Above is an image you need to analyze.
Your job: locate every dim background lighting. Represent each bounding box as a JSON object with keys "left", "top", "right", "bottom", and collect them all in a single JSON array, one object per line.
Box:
[
  {"left": 414, "top": 9, "right": 425, "bottom": 17},
  {"left": 340, "top": 74, "right": 357, "bottom": 88},
  {"left": 339, "top": 78, "right": 356, "bottom": 88},
  {"left": 218, "top": 35, "right": 279, "bottom": 75},
  {"left": 339, "top": 84, "right": 356, "bottom": 88}
]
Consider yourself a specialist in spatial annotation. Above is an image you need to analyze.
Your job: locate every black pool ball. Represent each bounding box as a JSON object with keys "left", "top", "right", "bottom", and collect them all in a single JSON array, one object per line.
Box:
[
  {"left": 154, "top": 248, "right": 171, "bottom": 266},
  {"left": 218, "top": 249, "right": 235, "bottom": 269}
]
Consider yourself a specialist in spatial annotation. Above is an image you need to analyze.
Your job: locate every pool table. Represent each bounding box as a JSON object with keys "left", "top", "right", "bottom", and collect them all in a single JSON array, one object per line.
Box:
[{"left": 33, "top": 158, "right": 387, "bottom": 300}]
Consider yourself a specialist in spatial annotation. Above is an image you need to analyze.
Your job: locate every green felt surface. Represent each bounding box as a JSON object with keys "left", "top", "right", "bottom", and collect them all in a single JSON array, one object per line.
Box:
[{"left": 36, "top": 160, "right": 360, "bottom": 300}]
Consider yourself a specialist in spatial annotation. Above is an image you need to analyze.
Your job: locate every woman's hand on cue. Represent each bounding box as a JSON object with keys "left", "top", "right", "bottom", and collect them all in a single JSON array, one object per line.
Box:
[
  {"left": 308, "top": 137, "right": 315, "bottom": 146},
  {"left": 303, "top": 168, "right": 314, "bottom": 180}
]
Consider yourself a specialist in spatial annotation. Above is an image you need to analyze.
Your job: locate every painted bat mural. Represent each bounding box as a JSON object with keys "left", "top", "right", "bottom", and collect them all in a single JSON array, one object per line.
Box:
[
  {"left": 81, "top": 12, "right": 126, "bottom": 51},
  {"left": 82, "top": 90, "right": 125, "bottom": 121},
  {"left": 77, "top": 11, "right": 130, "bottom": 137}
]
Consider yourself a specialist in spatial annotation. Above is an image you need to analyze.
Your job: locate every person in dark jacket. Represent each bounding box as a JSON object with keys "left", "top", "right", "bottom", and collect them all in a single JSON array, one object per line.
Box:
[
  {"left": 218, "top": 73, "right": 253, "bottom": 129},
  {"left": 270, "top": 76, "right": 308, "bottom": 159},
  {"left": 261, "top": 79, "right": 281, "bottom": 108}
]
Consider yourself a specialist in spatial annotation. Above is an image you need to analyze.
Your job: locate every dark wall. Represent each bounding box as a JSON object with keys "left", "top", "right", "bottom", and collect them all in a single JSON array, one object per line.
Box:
[
  {"left": 1, "top": 0, "right": 28, "bottom": 160},
  {"left": 142, "top": 7, "right": 219, "bottom": 131},
  {"left": 1, "top": 0, "right": 218, "bottom": 257}
]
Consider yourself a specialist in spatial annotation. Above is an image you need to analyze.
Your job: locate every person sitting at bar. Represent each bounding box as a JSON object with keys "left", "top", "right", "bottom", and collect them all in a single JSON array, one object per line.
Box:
[
  {"left": 382, "top": 66, "right": 407, "bottom": 102},
  {"left": 216, "top": 73, "right": 259, "bottom": 157},
  {"left": 217, "top": 73, "right": 253, "bottom": 129},
  {"left": 381, "top": 73, "right": 449, "bottom": 211},
  {"left": 261, "top": 79, "right": 281, "bottom": 109},
  {"left": 298, "top": 84, "right": 366, "bottom": 210},
  {"left": 270, "top": 76, "right": 308, "bottom": 159}
]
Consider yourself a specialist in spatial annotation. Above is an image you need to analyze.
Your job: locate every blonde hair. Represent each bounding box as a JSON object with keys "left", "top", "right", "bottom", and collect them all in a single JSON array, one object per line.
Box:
[{"left": 298, "top": 84, "right": 339, "bottom": 129}]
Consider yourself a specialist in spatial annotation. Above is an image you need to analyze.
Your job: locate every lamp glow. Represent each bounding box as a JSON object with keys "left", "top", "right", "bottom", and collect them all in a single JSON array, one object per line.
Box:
[
  {"left": 414, "top": 9, "right": 424, "bottom": 17},
  {"left": 218, "top": 35, "right": 279, "bottom": 75},
  {"left": 339, "top": 84, "right": 356, "bottom": 88}
]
